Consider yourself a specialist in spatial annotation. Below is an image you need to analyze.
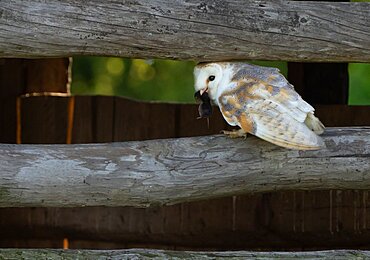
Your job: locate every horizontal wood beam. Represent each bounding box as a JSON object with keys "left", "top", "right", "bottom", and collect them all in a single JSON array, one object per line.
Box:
[
  {"left": 0, "top": 127, "right": 370, "bottom": 208},
  {"left": 0, "top": 249, "right": 370, "bottom": 259},
  {"left": 0, "top": 1, "right": 369, "bottom": 62}
]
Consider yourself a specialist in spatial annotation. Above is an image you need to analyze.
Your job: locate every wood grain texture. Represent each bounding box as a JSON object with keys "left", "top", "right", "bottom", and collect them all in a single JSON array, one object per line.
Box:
[
  {"left": 21, "top": 96, "right": 68, "bottom": 144},
  {"left": 93, "top": 96, "right": 115, "bottom": 143},
  {"left": 114, "top": 98, "right": 176, "bottom": 141},
  {"left": 72, "top": 96, "right": 94, "bottom": 143},
  {"left": 315, "top": 105, "right": 370, "bottom": 127},
  {"left": 13, "top": 95, "right": 370, "bottom": 144},
  {"left": 288, "top": 63, "right": 349, "bottom": 105},
  {"left": 0, "top": 58, "right": 70, "bottom": 143},
  {"left": 2, "top": 191, "right": 370, "bottom": 250},
  {"left": 25, "top": 58, "right": 70, "bottom": 94},
  {"left": 0, "top": 127, "right": 369, "bottom": 208},
  {"left": 1, "top": 249, "right": 370, "bottom": 259},
  {"left": 12, "top": 95, "right": 370, "bottom": 145},
  {"left": 0, "top": 1, "right": 369, "bottom": 62},
  {"left": 0, "top": 59, "right": 25, "bottom": 143}
]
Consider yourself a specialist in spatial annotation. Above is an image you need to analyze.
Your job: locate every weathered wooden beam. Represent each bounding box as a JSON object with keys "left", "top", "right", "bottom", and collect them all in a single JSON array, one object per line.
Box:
[
  {"left": 0, "top": 1, "right": 369, "bottom": 62},
  {"left": 0, "top": 249, "right": 370, "bottom": 259},
  {"left": 0, "top": 127, "right": 369, "bottom": 208}
]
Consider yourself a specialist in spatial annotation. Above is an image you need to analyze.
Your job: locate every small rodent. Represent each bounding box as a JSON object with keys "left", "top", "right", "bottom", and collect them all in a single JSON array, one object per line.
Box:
[{"left": 194, "top": 90, "right": 213, "bottom": 119}]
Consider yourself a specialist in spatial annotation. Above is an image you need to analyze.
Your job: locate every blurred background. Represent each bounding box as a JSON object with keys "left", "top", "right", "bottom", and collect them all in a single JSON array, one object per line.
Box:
[{"left": 71, "top": 57, "right": 370, "bottom": 104}]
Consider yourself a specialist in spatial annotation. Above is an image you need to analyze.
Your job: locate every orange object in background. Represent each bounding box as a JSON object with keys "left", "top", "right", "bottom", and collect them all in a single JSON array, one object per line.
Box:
[{"left": 63, "top": 238, "right": 69, "bottom": 249}]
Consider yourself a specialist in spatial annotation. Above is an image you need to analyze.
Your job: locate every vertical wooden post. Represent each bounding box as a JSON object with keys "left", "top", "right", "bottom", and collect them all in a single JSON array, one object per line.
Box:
[
  {"left": 0, "top": 58, "right": 71, "bottom": 144},
  {"left": 25, "top": 58, "right": 71, "bottom": 94}
]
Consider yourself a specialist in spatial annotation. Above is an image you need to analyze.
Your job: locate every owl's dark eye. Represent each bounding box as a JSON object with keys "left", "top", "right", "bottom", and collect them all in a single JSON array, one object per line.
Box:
[{"left": 208, "top": 75, "right": 215, "bottom": 81}]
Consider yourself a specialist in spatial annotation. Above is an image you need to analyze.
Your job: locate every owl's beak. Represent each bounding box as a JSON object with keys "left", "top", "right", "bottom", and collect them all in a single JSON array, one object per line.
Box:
[{"left": 200, "top": 87, "right": 208, "bottom": 95}]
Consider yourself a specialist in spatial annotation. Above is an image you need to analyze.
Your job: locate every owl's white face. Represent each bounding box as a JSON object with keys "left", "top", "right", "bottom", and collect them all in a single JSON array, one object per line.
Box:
[{"left": 194, "top": 63, "right": 223, "bottom": 102}]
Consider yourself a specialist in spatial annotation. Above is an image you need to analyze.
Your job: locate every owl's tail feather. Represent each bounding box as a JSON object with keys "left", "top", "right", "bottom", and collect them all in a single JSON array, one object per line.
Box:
[
  {"left": 246, "top": 113, "right": 325, "bottom": 150},
  {"left": 305, "top": 113, "right": 325, "bottom": 135},
  {"left": 257, "top": 133, "right": 325, "bottom": 150}
]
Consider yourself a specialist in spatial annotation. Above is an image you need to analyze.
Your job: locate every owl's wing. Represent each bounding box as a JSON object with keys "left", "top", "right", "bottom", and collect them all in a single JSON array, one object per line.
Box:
[{"left": 218, "top": 77, "right": 324, "bottom": 150}]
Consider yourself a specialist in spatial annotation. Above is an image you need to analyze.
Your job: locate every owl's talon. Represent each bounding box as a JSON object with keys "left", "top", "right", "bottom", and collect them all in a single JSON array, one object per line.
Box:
[{"left": 221, "top": 129, "right": 247, "bottom": 139}]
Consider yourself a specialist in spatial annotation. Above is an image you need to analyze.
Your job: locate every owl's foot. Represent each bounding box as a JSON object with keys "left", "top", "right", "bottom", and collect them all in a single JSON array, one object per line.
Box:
[{"left": 221, "top": 129, "right": 247, "bottom": 139}]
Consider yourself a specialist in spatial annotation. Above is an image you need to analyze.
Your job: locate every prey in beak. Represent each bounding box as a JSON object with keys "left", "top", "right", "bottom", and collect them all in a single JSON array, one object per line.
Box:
[
  {"left": 200, "top": 87, "right": 208, "bottom": 96},
  {"left": 194, "top": 89, "right": 213, "bottom": 128}
]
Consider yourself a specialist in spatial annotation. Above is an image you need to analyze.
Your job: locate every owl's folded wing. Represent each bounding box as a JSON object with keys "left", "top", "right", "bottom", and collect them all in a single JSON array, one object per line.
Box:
[{"left": 218, "top": 81, "right": 324, "bottom": 150}]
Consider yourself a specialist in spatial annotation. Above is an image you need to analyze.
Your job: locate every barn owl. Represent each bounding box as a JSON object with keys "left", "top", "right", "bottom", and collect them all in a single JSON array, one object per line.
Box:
[{"left": 194, "top": 62, "right": 325, "bottom": 150}]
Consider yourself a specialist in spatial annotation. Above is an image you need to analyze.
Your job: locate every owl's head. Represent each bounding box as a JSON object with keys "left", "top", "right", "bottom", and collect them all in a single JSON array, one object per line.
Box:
[{"left": 194, "top": 62, "right": 224, "bottom": 102}]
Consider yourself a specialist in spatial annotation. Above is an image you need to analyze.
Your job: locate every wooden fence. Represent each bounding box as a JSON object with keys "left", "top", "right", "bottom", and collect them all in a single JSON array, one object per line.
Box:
[
  {"left": 1, "top": 125, "right": 370, "bottom": 208},
  {"left": 1, "top": 0, "right": 369, "bottom": 62},
  {"left": 12, "top": 95, "right": 370, "bottom": 144},
  {"left": 1, "top": 0, "right": 370, "bottom": 256},
  {"left": 1, "top": 96, "right": 370, "bottom": 250},
  {"left": 1, "top": 249, "right": 370, "bottom": 259}
]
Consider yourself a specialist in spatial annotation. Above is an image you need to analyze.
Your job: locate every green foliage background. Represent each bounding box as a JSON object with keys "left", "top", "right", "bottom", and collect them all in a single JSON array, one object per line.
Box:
[
  {"left": 72, "top": 57, "right": 369, "bottom": 105},
  {"left": 72, "top": 58, "right": 196, "bottom": 103},
  {"left": 349, "top": 63, "right": 370, "bottom": 104},
  {"left": 71, "top": 58, "right": 289, "bottom": 102}
]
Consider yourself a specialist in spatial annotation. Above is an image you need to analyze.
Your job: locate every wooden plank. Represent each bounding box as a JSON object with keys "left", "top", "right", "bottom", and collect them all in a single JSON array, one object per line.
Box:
[
  {"left": 176, "top": 104, "right": 231, "bottom": 138},
  {"left": 0, "top": 1, "right": 369, "bottom": 62},
  {"left": 0, "top": 58, "right": 71, "bottom": 143},
  {"left": 72, "top": 96, "right": 93, "bottom": 143},
  {"left": 288, "top": 63, "right": 349, "bottom": 104},
  {"left": 1, "top": 249, "right": 370, "bottom": 259},
  {"left": 3, "top": 191, "right": 370, "bottom": 249},
  {"left": 0, "top": 98, "right": 17, "bottom": 143},
  {"left": 0, "top": 59, "right": 25, "bottom": 96},
  {"left": 21, "top": 96, "right": 68, "bottom": 144},
  {"left": 0, "top": 240, "right": 63, "bottom": 249},
  {"left": 24, "top": 58, "right": 70, "bottom": 94},
  {"left": 114, "top": 97, "right": 176, "bottom": 141},
  {"left": 19, "top": 95, "right": 370, "bottom": 145},
  {"left": 93, "top": 96, "right": 114, "bottom": 143},
  {"left": 0, "top": 127, "right": 370, "bottom": 207},
  {"left": 315, "top": 105, "right": 370, "bottom": 127},
  {"left": 0, "top": 59, "right": 25, "bottom": 143},
  {"left": 15, "top": 95, "right": 370, "bottom": 145},
  {"left": 177, "top": 197, "right": 234, "bottom": 247},
  {"left": 72, "top": 95, "right": 115, "bottom": 143}
]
